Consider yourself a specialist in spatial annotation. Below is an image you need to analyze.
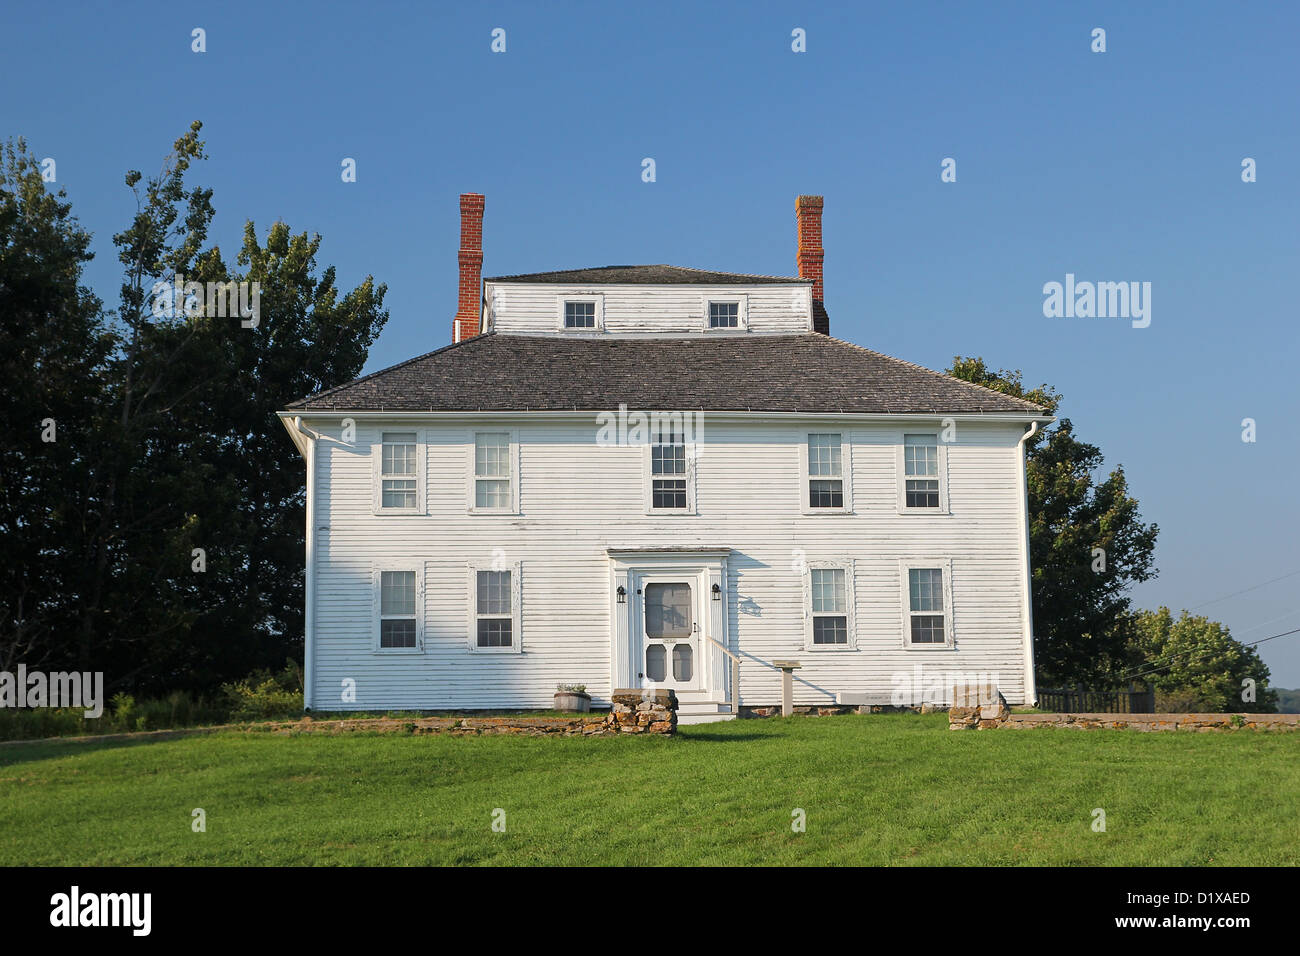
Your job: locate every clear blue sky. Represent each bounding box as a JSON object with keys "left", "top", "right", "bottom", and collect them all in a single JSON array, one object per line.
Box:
[{"left": 5, "top": 1, "right": 1298, "bottom": 683}]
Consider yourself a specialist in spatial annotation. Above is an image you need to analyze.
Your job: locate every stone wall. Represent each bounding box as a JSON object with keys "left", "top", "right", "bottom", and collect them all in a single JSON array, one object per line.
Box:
[
  {"left": 968, "top": 712, "right": 1300, "bottom": 732},
  {"left": 607, "top": 689, "right": 678, "bottom": 734}
]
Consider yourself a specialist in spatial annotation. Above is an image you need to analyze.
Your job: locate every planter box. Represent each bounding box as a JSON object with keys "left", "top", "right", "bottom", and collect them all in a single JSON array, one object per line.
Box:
[{"left": 554, "top": 692, "right": 591, "bottom": 713}]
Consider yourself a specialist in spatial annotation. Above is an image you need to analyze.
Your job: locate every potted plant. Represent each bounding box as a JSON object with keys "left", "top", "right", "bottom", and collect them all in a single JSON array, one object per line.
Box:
[{"left": 554, "top": 683, "right": 591, "bottom": 713}]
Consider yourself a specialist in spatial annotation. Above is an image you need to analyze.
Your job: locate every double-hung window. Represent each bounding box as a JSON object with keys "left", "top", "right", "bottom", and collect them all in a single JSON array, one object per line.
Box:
[
  {"left": 901, "top": 561, "right": 954, "bottom": 648},
  {"left": 811, "top": 568, "right": 848, "bottom": 645},
  {"left": 804, "top": 561, "right": 855, "bottom": 649},
  {"left": 376, "top": 569, "right": 419, "bottom": 651},
  {"left": 650, "top": 427, "right": 689, "bottom": 511},
  {"left": 471, "top": 431, "right": 516, "bottom": 512},
  {"left": 468, "top": 564, "right": 521, "bottom": 652},
  {"left": 805, "top": 433, "right": 848, "bottom": 511},
  {"left": 376, "top": 431, "right": 422, "bottom": 513},
  {"left": 904, "top": 434, "right": 940, "bottom": 508}
]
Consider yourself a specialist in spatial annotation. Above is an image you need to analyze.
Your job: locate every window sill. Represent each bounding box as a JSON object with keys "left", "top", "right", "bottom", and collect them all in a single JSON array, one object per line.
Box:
[
  {"left": 467, "top": 645, "right": 522, "bottom": 655},
  {"left": 373, "top": 648, "right": 425, "bottom": 656},
  {"left": 373, "top": 508, "right": 425, "bottom": 517},
  {"left": 903, "top": 643, "right": 956, "bottom": 651},
  {"left": 804, "top": 643, "right": 858, "bottom": 652},
  {"left": 896, "top": 507, "right": 950, "bottom": 516}
]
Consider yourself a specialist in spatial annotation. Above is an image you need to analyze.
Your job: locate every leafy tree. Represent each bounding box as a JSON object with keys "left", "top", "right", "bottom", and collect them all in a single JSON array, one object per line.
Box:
[
  {"left": 946, "top": 357, "right": 1159, "bottom": 685},
  {"left": 1127, "top": 608, "right": 1278, "bottom": 712},
  {"left": 5, "top": 123, "right": 387, "bottom": 694},
  {"left": 0, "top": 139, "right": 112, "bottom": 671}
]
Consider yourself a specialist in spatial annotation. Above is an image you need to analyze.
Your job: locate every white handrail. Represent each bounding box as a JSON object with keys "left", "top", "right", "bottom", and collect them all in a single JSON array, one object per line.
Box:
[{"left": 704, "top": 636, "right": 741, "bottom": 713}]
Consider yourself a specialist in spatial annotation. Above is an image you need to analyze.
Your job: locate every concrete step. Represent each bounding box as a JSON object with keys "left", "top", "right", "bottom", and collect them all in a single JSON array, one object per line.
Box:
[{"left": 677, "top": 702, "right": 737, "bottom": 725}]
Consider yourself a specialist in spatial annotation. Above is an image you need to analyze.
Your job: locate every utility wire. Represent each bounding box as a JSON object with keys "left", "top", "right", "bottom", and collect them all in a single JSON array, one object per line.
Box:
[
  {"left": 1184, "top": 568, "right": 1300, "bottom": 612},
  {"left": 1120, "top": 626, "right": 1300, "bottom": 685}
]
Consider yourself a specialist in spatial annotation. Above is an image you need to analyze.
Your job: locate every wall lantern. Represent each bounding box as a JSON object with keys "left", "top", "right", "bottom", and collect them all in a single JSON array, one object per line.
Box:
[
  {"left": 616, "top": 585, "right": 627, "bottom": 604},
  {"left": 711, "top": 583, "right": 722, "bottom": 601}
]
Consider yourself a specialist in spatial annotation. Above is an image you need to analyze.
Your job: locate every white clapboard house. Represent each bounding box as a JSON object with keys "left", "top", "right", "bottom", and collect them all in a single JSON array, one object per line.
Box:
[{"left": 279, "top": 194, "right": 1050, "bottom": 723}]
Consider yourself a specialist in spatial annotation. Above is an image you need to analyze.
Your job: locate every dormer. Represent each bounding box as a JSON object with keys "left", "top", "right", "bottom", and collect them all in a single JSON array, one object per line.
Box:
[
  {"left": 451, "top": 195, "right": 831, "bottom": 341},
  {"left": 483, "top": 265, "right": 814, "bottom": 336}
]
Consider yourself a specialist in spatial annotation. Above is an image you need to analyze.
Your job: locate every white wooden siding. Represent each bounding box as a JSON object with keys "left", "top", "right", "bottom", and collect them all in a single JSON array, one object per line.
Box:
[
  {"left": 306, "top": 416, "right": 1030, "bottom": 711},
  {"left": 485, "top": 282, "right": 813, "bottom": 334}
]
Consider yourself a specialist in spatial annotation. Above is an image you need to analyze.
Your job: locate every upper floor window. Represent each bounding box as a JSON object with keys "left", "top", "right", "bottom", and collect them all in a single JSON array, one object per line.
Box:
[
  {"left": 650, "top": 428, "right": 688, "bottom": 510},
  {"left": 564, "top": 301, "right": 596, "bottom": 328},
  {"left": 708, "top": 301, "right": 739, "bottom": 328},
  {"left": 904, "top": 435, "right": 939, "bottom": 508},
  {"left": 473, "top": 432, "right": 512, "bottom": 510},
  {"left": 376, "top": 431, "right": 423, "bottom": 513},
  {"left": 898, "top": 433, "right": 948, "bottom": 513},
  {"left": 805, "top": 433, "right": 847, "bottom": 510}
]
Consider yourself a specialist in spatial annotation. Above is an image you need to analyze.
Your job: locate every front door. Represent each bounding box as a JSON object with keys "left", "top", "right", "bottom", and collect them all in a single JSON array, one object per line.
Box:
[{"left": 640, "top": 579, "right": 700, "bottom": 691}]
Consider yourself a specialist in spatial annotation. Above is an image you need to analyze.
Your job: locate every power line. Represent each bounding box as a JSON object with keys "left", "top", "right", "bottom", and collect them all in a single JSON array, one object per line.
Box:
[
  {"left": 1120, "top": 626, "right": 1300, "bottom": 685},
  {"left": 1185, "top": 568, "right": 1300, "bottom": 612}
]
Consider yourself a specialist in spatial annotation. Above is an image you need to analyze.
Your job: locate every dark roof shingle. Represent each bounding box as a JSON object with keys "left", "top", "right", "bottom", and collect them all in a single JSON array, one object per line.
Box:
[
  {"left": 485, "top": 264, "right": 807, "bottom": 285},
  {"left": 287, "top": 333, "right": 1047, "bottom": 415}
]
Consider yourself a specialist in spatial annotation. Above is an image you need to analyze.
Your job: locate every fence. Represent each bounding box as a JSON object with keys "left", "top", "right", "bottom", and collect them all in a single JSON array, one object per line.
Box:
[{"left": 1037, "top": 684, "right": 1155, "bottom": 713}]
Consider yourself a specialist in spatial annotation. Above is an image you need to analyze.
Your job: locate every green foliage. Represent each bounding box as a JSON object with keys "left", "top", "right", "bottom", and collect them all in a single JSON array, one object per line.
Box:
[
  {"left": 0, "top": 664, "right": 295, "bottom": 740},
  {"left": 947, "top": 357, "right": 1159, "bottom": 684},
  {"left": 220, "top": 661, "right": 304, "bottom": 721},
  {"left": 1128, "top": 608, "right": 1278, "bottom": 713},
  {"left": 1274, "top": 688, "right": 1300, "bottom": 714},
  {"left": 1, "top": 124, "right": 387, "bottom": 694},
  {"left": 0, "top": 138, "right": 111, "bottom": 674}
]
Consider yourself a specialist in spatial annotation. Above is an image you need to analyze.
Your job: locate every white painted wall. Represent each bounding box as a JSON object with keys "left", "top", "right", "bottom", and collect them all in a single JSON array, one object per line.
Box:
[
  {"left": 300, "top": 414, "right": 1033, "bottom": 711},
  {"left": 484, "top": 282, "right": 813, "bottom": 334}
]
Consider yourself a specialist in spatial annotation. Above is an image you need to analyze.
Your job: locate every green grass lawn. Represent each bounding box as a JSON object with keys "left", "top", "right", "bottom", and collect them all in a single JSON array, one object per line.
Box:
[{"left": 1, "top": 713, "right": 1295, "bottom": 866}]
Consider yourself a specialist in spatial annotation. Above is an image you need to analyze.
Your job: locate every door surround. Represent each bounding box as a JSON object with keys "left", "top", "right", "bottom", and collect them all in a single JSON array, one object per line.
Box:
[{"left": 607, "top": 547, "right": 731, "bottom": 700}]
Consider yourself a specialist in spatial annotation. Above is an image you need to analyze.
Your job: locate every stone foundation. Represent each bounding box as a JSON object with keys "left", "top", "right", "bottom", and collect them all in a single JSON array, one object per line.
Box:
[
  {"left": 607, "top": 689, "right": 678, "bottom": 734},
  {"left": 740, "top": 704, "right": 927, "bottom": 718}
]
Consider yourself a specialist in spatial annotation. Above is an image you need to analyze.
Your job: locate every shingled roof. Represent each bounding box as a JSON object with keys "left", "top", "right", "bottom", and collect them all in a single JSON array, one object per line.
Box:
[
  {"left": 286, "top": 333, "right": 1047, "bottom": 415},
  {"left": 485, "top": 265, "right": 808, "bottom": 285}
]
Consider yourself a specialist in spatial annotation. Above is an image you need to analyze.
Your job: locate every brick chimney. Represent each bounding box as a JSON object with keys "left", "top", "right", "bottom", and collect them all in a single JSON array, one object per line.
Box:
[
  {"left": 453, "top": 193, "right": 485, "bottom": 342},
  {"left": 796, "top": 195, "right": 829, "bottom": 334}
]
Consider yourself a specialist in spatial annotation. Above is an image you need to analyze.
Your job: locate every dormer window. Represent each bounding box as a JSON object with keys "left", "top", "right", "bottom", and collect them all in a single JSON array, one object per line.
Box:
[
  {"left": 556, "top": 294, "right": 604, "bottom": 331},
  {"left": 565, "top": 301, "right": 595, "bottom": 328},
  {"left": 709, "top": 302, "right": 739, "bottom": 328},
  {"left": 703, "top": 294, "right": 748, "bottom": 331}
]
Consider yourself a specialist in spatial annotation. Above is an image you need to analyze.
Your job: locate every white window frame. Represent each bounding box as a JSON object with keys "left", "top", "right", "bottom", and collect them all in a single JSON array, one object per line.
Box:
[
  {"left": 799, "top": 431, "right": 853, "bottom": 514},
  {"left": 642, "top": 424, "right": 697, "bottom": 515},
  {"left": 466, "top": 561, "right": 522, "bottom": 654},
  {"left": 372, "top": 565, "right": 424, "bottom": 654},
  {"left": 896, "top": 431, "right": 949, "bottom": 514},
  {"left": 556, "top": 294, "right": 605, "bottom": 332},
  {"left": 702, "top": 293, "right": 748, "bottom": 331},
  {"left": 372, "top": 428, "right": 425, "bottom": 515},
  {"left": 802, "top": 559, "right": 856, "bottom": 651},
  {"left": 467, "top": 428, "right": 520, "bottom": 514},
  {"left": 898, "top": 558, "right": 955, "bottom": 650}
]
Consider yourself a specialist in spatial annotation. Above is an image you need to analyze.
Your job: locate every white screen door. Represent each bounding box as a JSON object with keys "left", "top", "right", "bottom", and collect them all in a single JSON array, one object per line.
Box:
[{"left": 642, "top": 581, "right": 698, "bottom": 690}]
